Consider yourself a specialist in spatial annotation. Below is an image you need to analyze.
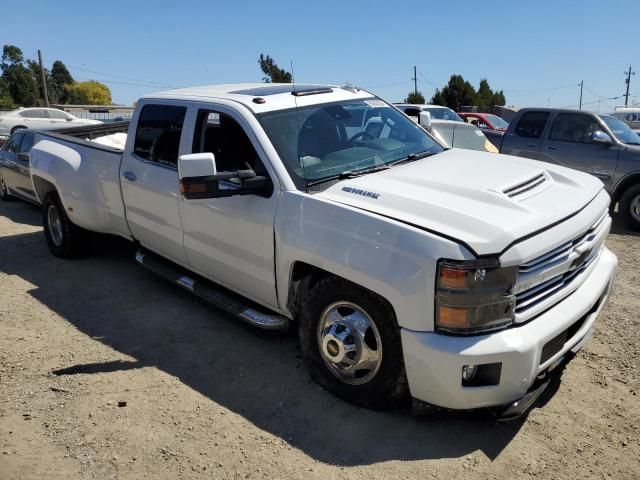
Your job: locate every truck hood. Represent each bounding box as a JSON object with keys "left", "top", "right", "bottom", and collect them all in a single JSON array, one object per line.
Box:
[{"left": 317, "top": 149, "right": 605, "bottom": 255}]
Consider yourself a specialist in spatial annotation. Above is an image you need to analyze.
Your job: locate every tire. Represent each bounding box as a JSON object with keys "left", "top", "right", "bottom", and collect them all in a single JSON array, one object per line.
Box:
[
  {"left": 10, "top": 125, "right": 26, "bottom": 135},
  {"left": 298, "top": 276, "right": 408, "bottom": 409},
  {"left": 0, "top": 173, "right": 12, "bottom": 201},
  {"left": 42, "top": 192, "right": 88, "bottom": 258},
  {"left": 619, "top": 183, "right": 640, "bottom": 232}
]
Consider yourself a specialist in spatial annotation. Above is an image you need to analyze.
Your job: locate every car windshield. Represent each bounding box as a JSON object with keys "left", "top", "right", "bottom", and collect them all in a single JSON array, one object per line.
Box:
[
  {"left": 424, "top": 107, "right": 463, "bottom": 122},
  {"left": 485, "top": 114, "right": 509, "bottom": 129},
  {"left": 601, "top": 115, "right": 640, "bottom": 145},
  {"left": 258, "top": 98, "right": 444, "bottom": 188}
]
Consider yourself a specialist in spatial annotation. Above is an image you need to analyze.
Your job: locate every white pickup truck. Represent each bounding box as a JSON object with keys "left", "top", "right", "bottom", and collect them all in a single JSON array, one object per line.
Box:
[{"left": 29, "top": 83, "right": 618, "bottom": 418}]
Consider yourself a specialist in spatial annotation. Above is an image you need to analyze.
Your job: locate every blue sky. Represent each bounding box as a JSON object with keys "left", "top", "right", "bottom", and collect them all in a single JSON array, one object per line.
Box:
[{"left": 2, "top": 0, "right": 638, "bottom": 111}]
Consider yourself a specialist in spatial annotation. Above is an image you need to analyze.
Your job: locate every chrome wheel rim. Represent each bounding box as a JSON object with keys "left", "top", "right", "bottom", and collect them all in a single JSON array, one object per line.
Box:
[
  {"left": 47, "top": 204, "right": 64, "bottom": 247},
  {"left": 631, "top": 194, "right": 640, "bottom": 223},
  {"left": 317, "top": 301, "right": 382, "bottom": 385}
]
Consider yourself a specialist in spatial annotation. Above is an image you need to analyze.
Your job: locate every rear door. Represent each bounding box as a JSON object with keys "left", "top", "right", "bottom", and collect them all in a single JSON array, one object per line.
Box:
[
  {"left": 539, "top": 112, "right": 620, "bottom": 188},
  {"left": 120, "top": 102, "right": 189, "bottom": 265},
  {"left": 501, "top": 111, "right": 550, "bottom": 158},
  {"left": 14, "top": 132, "right": 37, "bottom": 200}
]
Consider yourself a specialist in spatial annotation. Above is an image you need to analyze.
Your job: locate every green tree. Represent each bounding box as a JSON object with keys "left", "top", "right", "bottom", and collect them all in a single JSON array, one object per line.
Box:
[
  {"left": 430, "top": 74, "right": 476, "bottom": 110},
  {"left": 258, "top": 54, "right": 292, "bottom": 83},
  {"left": 1, "top": 45, "right": 40, "bottom": 107},
  {"left": 0, "top": 77, "right": 15, "bottom": 109},
  {"left": 66, "top": 80, "right": 112, "bottom": 105},
  {"left": 404, "top": 91, "right": 425, "bottom": 104},
  {"left": 476, "top": 79, "right": 506, "bottom": 111},
  {"left": 50, "top": 60, "right": 74, "bottom": 103}
]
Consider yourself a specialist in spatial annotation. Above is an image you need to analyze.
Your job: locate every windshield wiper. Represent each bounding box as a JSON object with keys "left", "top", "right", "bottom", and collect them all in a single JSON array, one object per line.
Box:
[
  {"left": 388, "top": 150, "right": 438, "bottom": 166},
  {"left": 306, "top": 165, "right": 390, "bottom": 187}
]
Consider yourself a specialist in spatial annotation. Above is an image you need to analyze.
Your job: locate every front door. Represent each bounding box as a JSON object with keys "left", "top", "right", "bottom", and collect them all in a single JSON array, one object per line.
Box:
[
  {"left": 120, "top": 103, "right": 188, "bottom": 265},
  {"left": 539, "top": 112, "right": 620, "bottom": 189},
  {"left": 178, "top": 107, "right": 280, "bottom": 308}
]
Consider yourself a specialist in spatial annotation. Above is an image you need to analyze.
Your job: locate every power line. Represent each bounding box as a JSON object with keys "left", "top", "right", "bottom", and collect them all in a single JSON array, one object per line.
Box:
[
  {"left": 503, "top": 83, "right": 576, "bottom": 93},
  {"left": 68, "top": 65, "right": 183, "bottom": 89}
]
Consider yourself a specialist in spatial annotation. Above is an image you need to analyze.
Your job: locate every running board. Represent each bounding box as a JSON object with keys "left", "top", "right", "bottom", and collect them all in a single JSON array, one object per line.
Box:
[{"left": 134, "top": 249, "right": 289, "bottom": 331}]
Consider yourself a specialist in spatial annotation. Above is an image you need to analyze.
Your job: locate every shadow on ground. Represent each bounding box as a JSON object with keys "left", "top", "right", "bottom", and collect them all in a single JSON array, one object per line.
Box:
[{"left": 0, "top": 200, "right": 594, "bottom": 465}]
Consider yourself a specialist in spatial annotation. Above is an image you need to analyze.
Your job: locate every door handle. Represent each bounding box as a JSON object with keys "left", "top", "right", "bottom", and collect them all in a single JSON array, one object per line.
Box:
[{"left": 122, "top": 171, "right": 137, "bottom": 182}]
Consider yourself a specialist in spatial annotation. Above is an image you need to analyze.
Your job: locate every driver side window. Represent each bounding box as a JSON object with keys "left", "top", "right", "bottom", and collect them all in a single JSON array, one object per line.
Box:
[{"left": 191, "top": 110, "right": 267, "bottom": 177}]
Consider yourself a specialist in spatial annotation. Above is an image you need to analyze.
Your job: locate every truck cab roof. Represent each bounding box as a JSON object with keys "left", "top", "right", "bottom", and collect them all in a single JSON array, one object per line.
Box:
[{"left": 143, "top": 83, "right": 375, "bottom": 114}]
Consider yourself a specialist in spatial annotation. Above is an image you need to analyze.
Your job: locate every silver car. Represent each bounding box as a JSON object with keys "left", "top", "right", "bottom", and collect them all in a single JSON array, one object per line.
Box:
[{"left": 0, "top": 108, "right": 101, "bottom": 136}]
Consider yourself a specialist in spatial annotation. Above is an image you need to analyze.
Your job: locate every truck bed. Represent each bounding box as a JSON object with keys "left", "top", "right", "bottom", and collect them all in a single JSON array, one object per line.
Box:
[{"left": 30, "top": 121, "right": 132, "bottom": 239}]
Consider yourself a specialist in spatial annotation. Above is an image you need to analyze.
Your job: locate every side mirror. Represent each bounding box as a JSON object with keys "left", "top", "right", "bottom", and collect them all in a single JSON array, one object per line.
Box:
[
  {"left": 65, "top": 117, "right": 74, "bottom": 122},
  {"left": 419, "top": 111, "right": 432, "bottom": 131},
  {"left": 178, "top": 152, "right": 271, "bottom": 199},
  {"left": 591, "top": 130, "right": 612, "bottom": 146}
]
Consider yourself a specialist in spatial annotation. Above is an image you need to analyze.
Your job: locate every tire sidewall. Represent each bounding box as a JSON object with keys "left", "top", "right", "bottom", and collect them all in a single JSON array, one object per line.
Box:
[
  {"left": 620, "top": 184, "right": 640, "bottom": 232},
  {"left": 299, "top": 278, "right": 406, "bottom": 409},
  {"left": 42, "top": 193, "right": 80, "bottom": 258},
  {"left": 0, "top": 174, "right": 10, "bottom": 201}
]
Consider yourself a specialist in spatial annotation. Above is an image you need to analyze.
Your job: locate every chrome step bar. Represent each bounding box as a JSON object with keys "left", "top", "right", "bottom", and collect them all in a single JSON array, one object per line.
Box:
[{"left": 135, "top": 249, "right": 290, "bottom": 331}]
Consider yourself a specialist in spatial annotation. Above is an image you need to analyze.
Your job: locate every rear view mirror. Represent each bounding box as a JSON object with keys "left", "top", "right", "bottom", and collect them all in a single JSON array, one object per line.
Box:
[
  {"left": 419, "top": 111, "right": 432, "bottom": 131},
  {"left": 591, "top": 130, "right": 612, "bottom": 146},
  {"left": 178, "top": 152, "right": 271, "bottom": 199}
]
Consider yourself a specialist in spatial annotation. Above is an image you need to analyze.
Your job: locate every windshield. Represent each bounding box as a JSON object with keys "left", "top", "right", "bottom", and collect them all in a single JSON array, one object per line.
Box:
[
  {"left": 485, "top": 114, "right": 509, "bottom": 129},
  {"left": 601, "top": 115, "right": 640, "bottom": 145},
  {"left": 424, "top": 107, "right": 463, "bottom": 122},
  {"left": 258, "top": 98, "right": 444, "bottom": 188}
]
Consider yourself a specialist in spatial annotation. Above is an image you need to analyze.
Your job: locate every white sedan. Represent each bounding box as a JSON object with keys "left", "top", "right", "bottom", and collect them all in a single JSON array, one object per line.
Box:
[{"left": 0, "top": 108, "right": 102, "bottom": 135}]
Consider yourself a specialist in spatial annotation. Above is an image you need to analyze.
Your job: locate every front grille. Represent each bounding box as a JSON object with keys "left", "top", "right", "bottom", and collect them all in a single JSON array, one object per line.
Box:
[
  {"left": 514, "top": 210, "right": 609, "bottom": 321},
  {"left": 503, "top": 173, "right": 547, "bottom": 198}
]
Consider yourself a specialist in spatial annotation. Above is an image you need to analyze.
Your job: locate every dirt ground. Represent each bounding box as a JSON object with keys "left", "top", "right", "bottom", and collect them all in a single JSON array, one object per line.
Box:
[{"left": 0, "top": 199, "right": 638, "bottom": 480}]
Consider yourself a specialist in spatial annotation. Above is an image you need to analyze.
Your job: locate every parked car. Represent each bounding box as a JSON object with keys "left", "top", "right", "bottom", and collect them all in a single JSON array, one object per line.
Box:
[
  {"left": 500, "top": 108, "right": 640, "bottom": 230},
  {"left": 395, "top": 104, "right": 498, "bottom": 152},
  {"left": 610, "top": 106, "right": 640, "bottom": 133},
  {"left": 28, "top": 84, "right": 617, "bottom": 418},
  {"left": 0, "top": 129, "right": 38, "bottom": 203},
  {"left": 0, "top": 107, "right": 102, "bottom": 136},
  {"left": 458, "top": 112, "right": 509, "bottom": 148}
]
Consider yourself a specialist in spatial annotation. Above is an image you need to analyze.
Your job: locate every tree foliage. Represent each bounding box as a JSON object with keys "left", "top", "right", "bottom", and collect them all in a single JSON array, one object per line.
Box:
[
  {"left": 0, "top": 44, "right": 112, "bottom": 107},
  {"left": 404, "top": 91, "right": 425, "bottom": 104},
  {"left": 66, "top": 80, "right": 112, "bottom": 105},
  {"left": 430, "top": 75, "right": 506, "bottom": 112},
  {"left": 258, "top": 54, "right": 292, "bottom": 83}
]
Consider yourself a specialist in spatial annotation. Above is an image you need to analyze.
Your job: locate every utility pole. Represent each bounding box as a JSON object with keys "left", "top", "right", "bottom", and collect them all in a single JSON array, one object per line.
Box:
[
  {"left": 624, "top": 65, "right": 635, "bottom": 106},
  {"left": 578, "top": 80, "right": 583, "bottom": 110},
  {"left": 37, "top": 50, "right": 49, "bottom": 108},
  {"left": 413, "top": 66, "right": 417, "bottom": 95}
]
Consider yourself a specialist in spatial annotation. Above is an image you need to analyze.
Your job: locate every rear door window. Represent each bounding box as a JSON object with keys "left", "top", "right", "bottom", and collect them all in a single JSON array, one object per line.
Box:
[
  {"left": 515, "top": 111, "right": 549, "bottom": 138},
  {"left": 133, "top": 104, "right": 186, "bottom": 167}
]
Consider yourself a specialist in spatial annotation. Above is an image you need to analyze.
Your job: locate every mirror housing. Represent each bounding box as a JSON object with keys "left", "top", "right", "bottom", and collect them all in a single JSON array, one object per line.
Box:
[
  {"left": 178, "top": 153, "right": 271, "bottom": 199},
  {"left": 419, "top": 111, "right": 432, "bottom": 131},
  {"left": 591, "top": 130, "right": 613, "bottom": 146}
]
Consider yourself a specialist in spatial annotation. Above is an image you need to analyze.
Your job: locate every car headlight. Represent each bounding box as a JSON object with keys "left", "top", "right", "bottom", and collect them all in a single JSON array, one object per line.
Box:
[{"left": 435, "top": 258, "right": 517, "bottom": 335}]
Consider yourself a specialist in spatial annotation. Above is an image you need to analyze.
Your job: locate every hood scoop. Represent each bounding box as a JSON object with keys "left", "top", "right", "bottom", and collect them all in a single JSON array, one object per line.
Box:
[{"left": 502, "top": 172, "right": 549, "bottom": 199}]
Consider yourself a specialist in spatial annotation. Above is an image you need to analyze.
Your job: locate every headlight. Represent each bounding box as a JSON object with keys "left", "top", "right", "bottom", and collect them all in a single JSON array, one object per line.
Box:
[{"left": 435, "top": 258, "right": 517, "bottom": 335}]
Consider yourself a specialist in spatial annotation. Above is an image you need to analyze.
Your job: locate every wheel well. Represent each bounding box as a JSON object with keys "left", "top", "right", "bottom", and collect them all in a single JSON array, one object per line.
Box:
[
  {"left": 286, "top": 262, "right": 395, "bottom": 321},
  {"left": 612, "top": 174, "right": 640, "bottom": 205},
  {"left": 31, "top": 176, "right": 57, "bottom": 204}
]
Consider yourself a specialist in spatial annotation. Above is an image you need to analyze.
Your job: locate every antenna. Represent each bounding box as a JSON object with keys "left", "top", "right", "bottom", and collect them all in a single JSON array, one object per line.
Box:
[{"left": 290, "top": 60, "right": 296, "bottom": 93}]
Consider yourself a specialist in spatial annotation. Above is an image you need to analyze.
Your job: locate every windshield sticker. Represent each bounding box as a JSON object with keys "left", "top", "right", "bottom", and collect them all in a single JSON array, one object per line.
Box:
[
  {"left": 342, "top": 186, "right": 380, "bottom": 199},
  {"left": 364, "top": 100, "right": 389, "bottom": 109}
]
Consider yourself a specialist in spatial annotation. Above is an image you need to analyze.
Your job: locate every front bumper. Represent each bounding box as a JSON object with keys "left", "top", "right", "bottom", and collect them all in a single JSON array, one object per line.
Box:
[{"left": 401, "top": 247, "right": 617, "bottom": 411}]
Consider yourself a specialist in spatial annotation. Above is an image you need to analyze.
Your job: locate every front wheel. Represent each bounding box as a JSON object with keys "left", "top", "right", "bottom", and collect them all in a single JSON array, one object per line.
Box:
[
  {"left": 619, "top": 183, "right": 640, "bottom": 232},
  {"left": 42, "top": 193, "right": 88, "bottom": 258},
  {"left": 298, "top": 276, "right": 407, "bottom": 409}
]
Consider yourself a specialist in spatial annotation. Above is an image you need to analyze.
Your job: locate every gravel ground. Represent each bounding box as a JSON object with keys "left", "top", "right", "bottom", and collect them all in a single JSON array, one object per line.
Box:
[{"left": 0, "top": 199, "right": 638, "bottom": 480}]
